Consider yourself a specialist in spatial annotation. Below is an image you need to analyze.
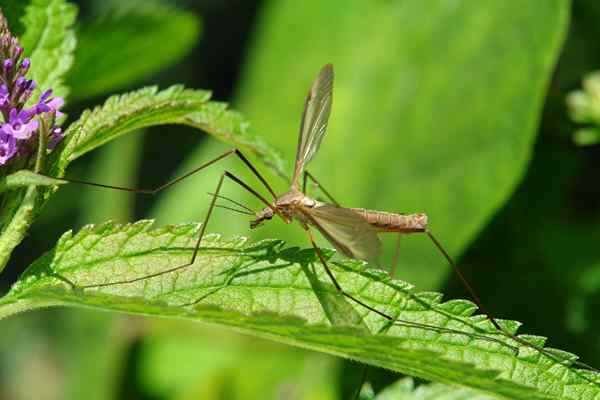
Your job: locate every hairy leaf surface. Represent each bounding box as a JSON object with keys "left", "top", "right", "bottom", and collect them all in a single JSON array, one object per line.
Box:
[{"left": 1, "top": 222, "right": 599, "bottom": 400}]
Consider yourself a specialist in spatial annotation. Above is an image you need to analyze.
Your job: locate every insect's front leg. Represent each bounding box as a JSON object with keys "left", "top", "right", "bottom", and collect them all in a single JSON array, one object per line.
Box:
[
  {"left": 46, "top": 148, "right": 278, "bottom": 199},
  {"left": 80, "top": 170, "right": 277, "bottom": 290}
]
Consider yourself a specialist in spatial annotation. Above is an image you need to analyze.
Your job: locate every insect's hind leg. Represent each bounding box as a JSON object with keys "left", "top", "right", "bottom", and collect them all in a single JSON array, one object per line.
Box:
[
  {"left": 424, "top": 229, "right": 600, "bottom": 373},
  {"left": 303, "top": 227, "right": 513, "bottom": 347},
  {"left": 80, "top": 170, "right": 276, "bottom": 289}
]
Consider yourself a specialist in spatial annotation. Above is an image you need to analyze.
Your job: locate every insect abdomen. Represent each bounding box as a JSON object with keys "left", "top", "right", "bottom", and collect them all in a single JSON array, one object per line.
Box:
[{"left": 351, "top": 208, "right": 428, "bottom": 232}]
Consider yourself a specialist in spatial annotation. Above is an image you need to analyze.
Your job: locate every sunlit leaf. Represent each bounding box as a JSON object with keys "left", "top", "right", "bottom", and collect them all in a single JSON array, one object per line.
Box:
[
  {"left": 49, "top": 86, "right": 286, "bottom": 179},
  {"left": 1, "top": 221, "right": 599, "bottom": 400}
]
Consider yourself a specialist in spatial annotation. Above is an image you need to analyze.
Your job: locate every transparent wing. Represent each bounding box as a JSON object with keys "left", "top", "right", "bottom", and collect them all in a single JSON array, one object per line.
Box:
[
  {"left": 291, "top": 64, "right": 334, "bottom": 187},
  {"left": 304, "top": 203, "right": 381, "bottom": 263}
]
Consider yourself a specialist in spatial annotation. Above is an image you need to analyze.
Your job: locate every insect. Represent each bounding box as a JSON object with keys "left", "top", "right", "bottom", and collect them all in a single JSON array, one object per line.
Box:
[{"left": 55, "top": 64, "right": 597, "bottom": 373}]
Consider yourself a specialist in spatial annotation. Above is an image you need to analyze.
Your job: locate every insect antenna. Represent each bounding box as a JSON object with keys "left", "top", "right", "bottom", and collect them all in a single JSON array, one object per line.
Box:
[
  {"left": 207, "top": 192, "right": 256, "bottom": 216},
  {"left": 214, "top": 204, "right": 254, "bottom": 216}
]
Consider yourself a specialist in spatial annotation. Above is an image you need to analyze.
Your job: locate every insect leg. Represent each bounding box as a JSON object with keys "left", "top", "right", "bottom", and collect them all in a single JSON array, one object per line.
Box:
[
  {"left": 305, "top": 226, "right": 391, "bottom": 318},
  {"left": 44, "top": 148, "right": 278, "bottom": 200},
  {"left": 303, "top": 226, "right": 517, "bottom": 353},
  {"left": 81, "top": 170, "right": 276, "bottom": 289},
  {"left": 425, "top": 230, "right": 600, "bottom": 373}
]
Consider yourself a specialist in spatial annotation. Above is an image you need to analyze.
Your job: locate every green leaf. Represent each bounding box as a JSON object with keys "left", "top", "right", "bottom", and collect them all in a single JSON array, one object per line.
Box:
[
  {"left": 361, "top": 377, "right": 494, "bottom": 400},
  {"left": 68, "top": 1, "right": 201, "bottom": 101},
  {"left": 2, "top": 221, "right": 599, "bottom": 400},
  {"left": 50, "top": 86, "right": 286, "bottom": 179},
  {"left": 20, "top": 0, "right": 76, "bottom": 101},
  {"left": 0, "top": 126, "right": 49, "bottom": 273},
  {"left": 230, "top": 0, "right": 570, "bottom": 289},
  {"left": 0, "top": 170, "right": 67, "bottom": 194}
]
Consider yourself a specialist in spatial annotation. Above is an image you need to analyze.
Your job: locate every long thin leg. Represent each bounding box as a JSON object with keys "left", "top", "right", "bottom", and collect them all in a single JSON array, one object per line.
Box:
[
  {"left": 425, "top": 230, "right": 600, "bottom": 373},
  {"left": 81, "top": 171, "right": 275, "bottom": 289},
  {"left": 303, "top": 227, "right": 516, "bottom": 351},
  {"left": 44, "top": 149, "right": 278, "bottom": 199},
  {"left": 302, "top": 171, "right": 340, "bottom": 206}
]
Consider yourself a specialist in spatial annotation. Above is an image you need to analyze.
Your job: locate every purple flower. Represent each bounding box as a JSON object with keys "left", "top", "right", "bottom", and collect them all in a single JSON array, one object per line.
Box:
[
  {"left": 0, "top": 131, "right": 16, "bottom": 165},
  {"left": 20, "top": 57, "right": 29, "bottom": 72},
  {"left": 31, "top": 89, "right": 64, "bottom": 117},
  {"left": 1, "top": 108, "right": 39, "bottom": 139},
  {"left": 0, "top": 85, "right": 8, "bottom": 108},
  {"left": 0, "top": 10, "right": 66, "bottom": 168}
]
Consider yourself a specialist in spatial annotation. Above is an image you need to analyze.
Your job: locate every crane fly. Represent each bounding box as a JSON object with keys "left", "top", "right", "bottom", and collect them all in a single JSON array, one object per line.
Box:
[{"left": 53, "top": 64, "right": 598, "bottom": 373}]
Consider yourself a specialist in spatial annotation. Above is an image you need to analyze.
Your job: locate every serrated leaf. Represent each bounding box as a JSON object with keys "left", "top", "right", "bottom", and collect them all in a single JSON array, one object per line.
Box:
[
  {"left": 49, "top": 86, "right": 286, "bottom": 179},
  {"left": 1, "top": 221, "right": 599, "bottom": 400},
  {"left": 20, "top": 0, "right": 76, "bottom": 101},
  {"left": 68, "top": 1, "right": 201, "bottom": 101}
]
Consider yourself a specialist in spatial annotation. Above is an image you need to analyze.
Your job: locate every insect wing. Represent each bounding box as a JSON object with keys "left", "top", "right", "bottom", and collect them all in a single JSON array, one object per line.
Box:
[
  {"left": 292, "top": 64, "right": 334, "bottom": 186},
  {"left": 306, "top": 203, "right": 381, "bottom": 263}
]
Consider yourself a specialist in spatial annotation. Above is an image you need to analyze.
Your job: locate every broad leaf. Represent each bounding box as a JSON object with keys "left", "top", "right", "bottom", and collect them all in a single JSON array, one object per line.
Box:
[
  {"left": 68, "top": 1, "right": 200, "bottom": 101},
  {"left": 20, "top": 0, "right": 76, "bottom": 101},
  {"left": 1, "top": 221, "right": 599, "bottom": 400},
  {"left": 50, "top": 86, "right": 286, "bottom": 179},
  {"left": 227, "top": 0, "right": 570, "bottom": 290}
]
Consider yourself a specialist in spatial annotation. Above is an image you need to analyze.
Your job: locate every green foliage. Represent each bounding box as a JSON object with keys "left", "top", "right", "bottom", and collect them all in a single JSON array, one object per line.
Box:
[
  {"left": 20, "top": 0, "right": 76, "bottom": 101},
  {"left": 51, "top": 85, "right": 286, "bottom": 179},
  {"left": 359, "top": 377, "right": 493, "bottom": 400},
  {"left": 51, "top": 86, "right": 209, "bottom": 174},
  {"left": 2, "top": 221, "right": 599, "bottom": 400},
  {"left": 223, "top": 0, "right": 570, "bottom": 290},
  {"left": 0, "top": 170, "right": 67, "bottom": 193},
  {"left": 567, "top": 71, "right": 600, "bottom": 145},
  {"left": 68, "top": 1, "right": 201, "bottom": 101}
]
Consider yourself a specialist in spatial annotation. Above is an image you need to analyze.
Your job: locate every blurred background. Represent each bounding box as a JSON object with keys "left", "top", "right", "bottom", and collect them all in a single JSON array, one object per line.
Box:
[{"left": 1, "top": 0, "right": 600, "bottom": 399}]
